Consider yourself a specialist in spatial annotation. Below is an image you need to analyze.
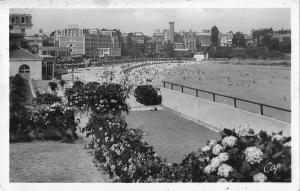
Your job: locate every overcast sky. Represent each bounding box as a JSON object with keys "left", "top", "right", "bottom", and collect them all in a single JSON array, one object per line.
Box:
[{"left": 11, "top": 8, "right": 291, "bottom": 35}]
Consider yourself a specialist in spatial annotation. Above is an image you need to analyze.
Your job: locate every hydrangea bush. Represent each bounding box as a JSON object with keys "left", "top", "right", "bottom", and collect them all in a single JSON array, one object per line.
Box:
[{"left": 193, "top": 125, "right": 291, "bottom": 182}]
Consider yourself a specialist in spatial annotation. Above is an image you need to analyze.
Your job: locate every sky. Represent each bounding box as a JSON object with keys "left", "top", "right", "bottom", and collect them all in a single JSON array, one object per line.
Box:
[{"left": 10, "top": 8, "right": 291, "bottom": 36}]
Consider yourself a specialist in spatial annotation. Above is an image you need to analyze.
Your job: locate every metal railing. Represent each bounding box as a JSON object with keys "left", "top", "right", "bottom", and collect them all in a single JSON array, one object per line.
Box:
[{"left": 162, "top": 81, "right": 291, "bottom": 116}]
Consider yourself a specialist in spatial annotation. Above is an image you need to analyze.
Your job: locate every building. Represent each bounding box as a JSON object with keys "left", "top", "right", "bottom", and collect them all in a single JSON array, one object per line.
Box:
[
  {"left": 39, "top": 55, "right": 56, "bottom": 80},
  {"left": 10, "top": 47, "right": 43, "bottom": 80},
  {"left": 40, "top": 46, "right": 71, "bottom": 58},
  {"left": 153, "top": 30, "right": 165, "bottom": 43},
  {"left": 245, "top": 35, "right": 256, "bottom": 47},
  {"left": 174, "top": 48, "right": 191, "bottom": 58},
  {"left": 145, "top": 40, "right": 164, "bottom": 56},
  {"left": 9, "top": 13, "right": 33, "bottom": 35},
  {"left": 97, "top": 47, "right": 121, "bottom": 58},
  {"left": 183, "top": 31, "right": 197, "bottom": 51},
  {"left": 272, "top": 33, "right": 291, "bottom": 44},
  {"left": 23, "top": 35, "right": 43, "bottom": 54},
  {"left": 132, "top": 32, "right": 145, "bottom": 44},
  {"left": 10, "top": 13, "right": 43, "bottom": 80},
  {"left": 173, "top": 42, "right": 184, "bottom": 49},
  {"left": 220, "top": 32, "right": 234, "bottom": 47},
  {"left": 168, "top": 22, "right": 175, "bottom": 43},
  {"left": 58, "top": 26, "right": 120, "bottom": 57},
  {"left": 196, "top": 30, "right": 211, "bottom": 47}
]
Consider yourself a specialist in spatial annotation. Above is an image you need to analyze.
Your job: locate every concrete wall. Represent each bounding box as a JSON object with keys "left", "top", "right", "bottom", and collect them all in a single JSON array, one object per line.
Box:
[
  {"left": 10, "top": 60, "right": 42, "bottom": 80},
  {"left": 161, "top": 88, "right": 290, "bottom": 136}
]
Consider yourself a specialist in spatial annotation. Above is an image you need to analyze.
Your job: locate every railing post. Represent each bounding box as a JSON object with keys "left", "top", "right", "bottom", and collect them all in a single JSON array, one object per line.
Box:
[
  {"left": 171, "top": 83, "right": 174, "bottom": 90},
  {"left": 213, "top": 94, "right": 216, "bottom": 102},
  {"left": 260, "top": 105, "right": 263, "bottom": 115},
  {"left": 181, "top": 86, "right": 184, "bottom": 93},
  {"left": 163, "top": 81, "right": 165, "bottom": 88},
  {"left": 234, "top": 98, "right": 237, "bottom": 108},
  {"left": 196, "top": 89, "right": 198, "bottom": 97}
]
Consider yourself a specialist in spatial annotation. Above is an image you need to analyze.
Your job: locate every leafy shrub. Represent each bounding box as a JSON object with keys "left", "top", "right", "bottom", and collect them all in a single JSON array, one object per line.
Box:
[
  {"left": 33, "top": 92, "right": 62, "bottom": 105},
  {"left": 60, "top": 80, "right": 66, "bottom": 87},
  {"left": 10, "top": 103, "right": 77, "bottom": 142},
  {"left": 134, "top": 85, "right": 162, "bottom": 106},
  {"left": 65, "top": 81, "right": 129, "bottom": 115},
  {"left": 49, "top": 81, "right": 58, "bottom": 91},
  {"left": 10, "top": 74, "right": 26, "bottom": 108}
]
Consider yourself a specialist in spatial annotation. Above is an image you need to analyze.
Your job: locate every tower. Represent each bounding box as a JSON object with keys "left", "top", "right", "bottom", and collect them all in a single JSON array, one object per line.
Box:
[{"left": 169, "top": 21, "right": 175, "bottom": 43}]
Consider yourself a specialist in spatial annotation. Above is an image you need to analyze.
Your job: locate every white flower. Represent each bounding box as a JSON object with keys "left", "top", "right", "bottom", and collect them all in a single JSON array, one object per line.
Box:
[
  {"left": 218, "top": 152, "right": 229, "bottom": 162},
  {"left": 222, "top": 136, "right": 237, "bottom": 148},
  {"left": 253, "top": 172, "right": 268, "bottom": 182},
  {"left": 217, "top": 178, "right": 227, "bottom": 182},
  {"left": 204, "top": 164, "right": 216, "bottom": 174},
  {"left": 244, "top": 146, "right": 264, "bottom": 164},
  {"left": 201, "top": 145, "right": 211, "bottom": 152},
  {"left": 217, "top": 164, "right": 233, "bottom": 178},
  {"left": 272, "top": 134, "right": 283, "bottom": 141},
  {"left": 111, "top": 164, "right": 115, "bottom": 170},
  {"left": 211, "top": 157, "right": 221, "bottom": 168},
  {"left": 235, "top": 124, "right": 254, "bottom": 137},
  {"left": 208, "top": 140, "right": 217, "bottom": 147},
  {"left": 212, "top": 144, "right": 223, "bottom": 155}
]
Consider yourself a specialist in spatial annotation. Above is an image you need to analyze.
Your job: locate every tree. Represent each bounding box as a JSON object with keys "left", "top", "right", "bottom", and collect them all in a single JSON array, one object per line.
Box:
[
  {"left": 210, "top": 25, "right": 219, "bottom": 47},
  {"left": 251, "top": 28, "right": 273, "bottom": 47},
  {"left": 232, "top": 32, "right": 246, "bottom": 48}
]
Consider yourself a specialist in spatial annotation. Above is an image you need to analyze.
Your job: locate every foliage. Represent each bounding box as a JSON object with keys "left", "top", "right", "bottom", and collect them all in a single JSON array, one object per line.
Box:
[
  {"left": 210, "top": 25, "right": 220, "bottom": 47},
  {"left": 10, "top": 102, "right": 77, "bottom": 142},
  {"left": 232, "top": 32, "right": 246, "bottom": 48},
  {"left": 60, "top": 80, "right": 66, "bottom": 87},
  {"left": 191, "top": 126, "right": 291, "bottom": 182},
  {"left": 208, "top": 47, "right": 287, "bottom": 59},
  {"left": 10, "top": 74, "right": 76, "bottom": 142},
  {"left": 10, "top": 74, "right": 26, "bottom": 109},
  {"left": 49, "top": 81, "right": 58, "bottom": 91},
  {"left": 134, "top": 85, "right": 162, "bottom": 106},
  {"left": 65, "top": 81, "right": 129, "bottom": 115},
  {"left": 33, "top": 92, "right": 62, "bottom": 105}
]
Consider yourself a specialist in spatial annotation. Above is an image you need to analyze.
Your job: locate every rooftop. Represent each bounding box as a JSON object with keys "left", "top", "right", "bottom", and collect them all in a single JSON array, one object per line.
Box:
[{"left": 10, "top": 47, "right": 42, "bottom": 60}]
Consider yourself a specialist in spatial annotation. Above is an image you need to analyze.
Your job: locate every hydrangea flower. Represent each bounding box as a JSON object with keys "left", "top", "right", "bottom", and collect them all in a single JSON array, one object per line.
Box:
[
  {"left": 244, "top": 146, "right": 263, "bottom": 164},
  {"left": 208, "top": 140, "right": 217, "bottom": 147},
  {"left": 253, "top": 172, "right": 268, "bottom": 182},
  {"left": 222, "top": 136, "right": 237, "bottom": 148},
  {"left": 218, "top": 152, "right": 229, "bottom": 162},
  {"left": 201, "top": 145, "right": 211, "bottom": 152},
  {"left": 217, "top": 178, "right": 227, "bottom": 182},
  {"left": 272, "top": 134, "right": 283, "bottom": 141},
  {"left": 212, "top": 144, "right": 223, "bottom": 155},
  {"left": 217, "top": 164, "right": 233, "bottom": 178},
  {"left": 211, "top": 157, "right": 221, "bottom": 168},
  {"left": 235, "top": 124, "right": 254, "bottom": 137},
  {"left": 204, "top": 164, "right": 216, "bottom": 174}
]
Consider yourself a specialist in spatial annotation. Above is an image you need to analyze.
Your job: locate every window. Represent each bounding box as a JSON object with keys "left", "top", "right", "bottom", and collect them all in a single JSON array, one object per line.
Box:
[
  {"left": 21, "top": 17, "right": 25, "bottom": 24},
  {"left": 11, "top": 17, "right": 15, "bottom": 23}
]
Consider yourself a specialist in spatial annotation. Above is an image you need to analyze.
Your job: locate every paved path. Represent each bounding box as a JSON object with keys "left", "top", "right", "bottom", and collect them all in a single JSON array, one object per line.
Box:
[{"left": 10, "top": 141, "right": 111, "bottom": 182}]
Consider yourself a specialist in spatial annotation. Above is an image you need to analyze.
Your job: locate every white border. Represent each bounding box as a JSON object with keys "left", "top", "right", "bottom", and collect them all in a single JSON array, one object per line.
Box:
[{"left": 0, "top": 0, "right": 299, "bottom": 191}]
